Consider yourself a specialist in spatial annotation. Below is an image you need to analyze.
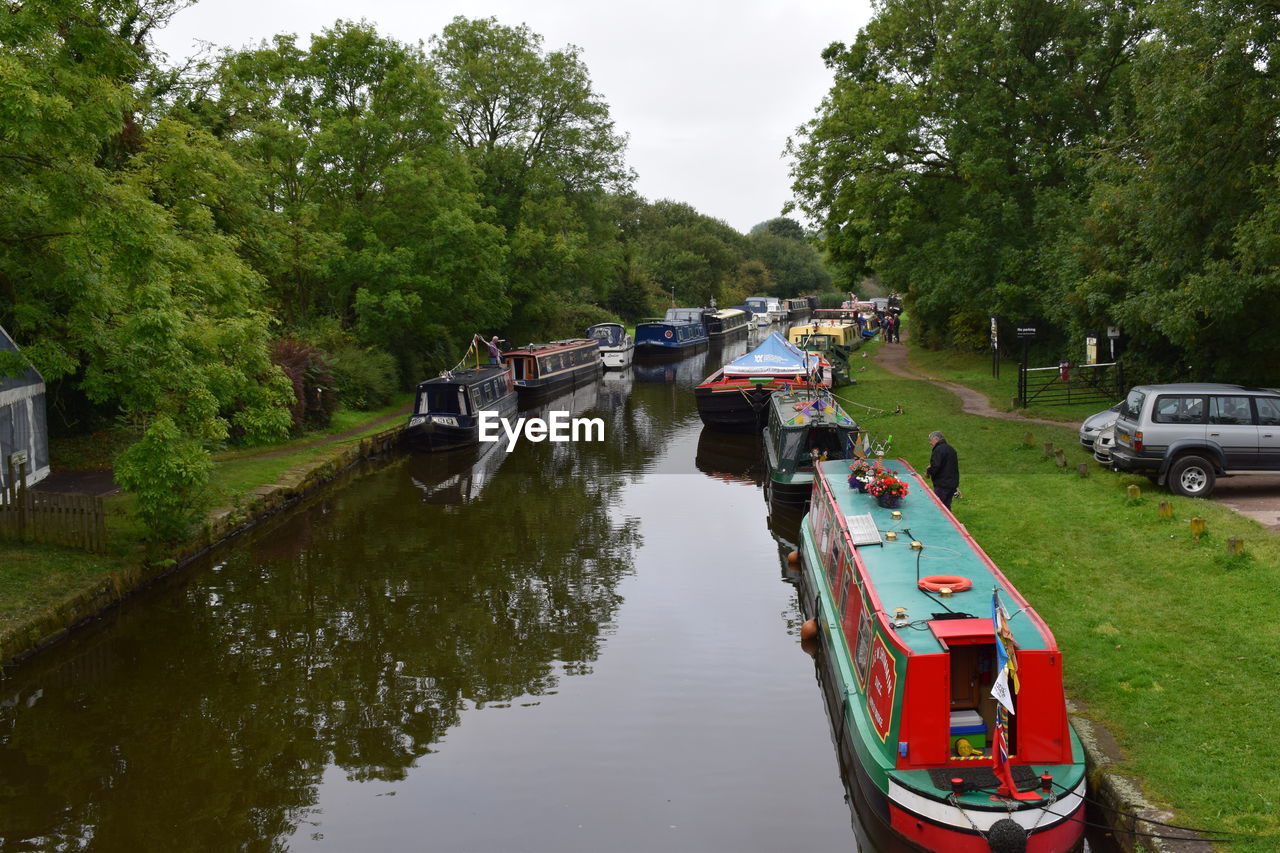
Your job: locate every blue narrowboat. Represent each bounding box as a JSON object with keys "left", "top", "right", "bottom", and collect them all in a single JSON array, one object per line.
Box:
[{"left": 634, "top": 316, "right": 709, "bottom": 359}]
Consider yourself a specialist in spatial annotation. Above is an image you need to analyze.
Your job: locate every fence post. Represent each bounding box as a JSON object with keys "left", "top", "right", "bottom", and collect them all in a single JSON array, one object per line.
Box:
[{"left": 16, "top": 459, "right": 28, "bottom": 542}]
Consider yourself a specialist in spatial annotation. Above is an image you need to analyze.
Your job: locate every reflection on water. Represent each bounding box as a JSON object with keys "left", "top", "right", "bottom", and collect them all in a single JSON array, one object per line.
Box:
[
  {"left": 0, "top": 337, "right": 866, "bottom": 852},
  {"left": 694, "top": 427, "right": 763, "bottom": 486}
]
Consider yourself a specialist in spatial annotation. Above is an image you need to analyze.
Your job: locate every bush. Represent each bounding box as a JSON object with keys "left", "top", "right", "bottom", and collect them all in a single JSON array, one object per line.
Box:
[
  {"left": 328, "top": 344, "right": 399, "bottom": 410},
  {"left": 113, "top": 416, "right": 212, "bottom": 541},
  {"left": 271, "top": 337, "right": 336, "bottom": 432}
]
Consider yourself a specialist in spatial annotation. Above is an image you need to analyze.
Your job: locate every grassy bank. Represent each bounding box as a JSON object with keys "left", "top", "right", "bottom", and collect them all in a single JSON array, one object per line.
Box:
[
  {"left": 0, "top": 396, "right": 411, "bottom": 634},
  {"left": 842, "top": 340, "right": 1277, "bottom": 849}
]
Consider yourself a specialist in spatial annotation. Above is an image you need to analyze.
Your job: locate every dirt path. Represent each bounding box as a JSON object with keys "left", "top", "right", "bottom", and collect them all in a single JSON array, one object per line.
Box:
[
  {"left": 874, "top": 334, "right": 1280, "bottom": 533},
  {"left": 873, "top": 335, "right": 1067, "bottom": 428}
]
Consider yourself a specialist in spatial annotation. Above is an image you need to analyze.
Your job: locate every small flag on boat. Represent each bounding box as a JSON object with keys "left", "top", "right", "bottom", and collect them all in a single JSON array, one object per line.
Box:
[{"left": 990, "top": 588, "right": 1038, "bottom": 800}]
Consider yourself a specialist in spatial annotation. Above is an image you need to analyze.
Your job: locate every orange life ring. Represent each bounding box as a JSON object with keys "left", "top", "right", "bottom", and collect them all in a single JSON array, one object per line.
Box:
[{"left": 918, "top": 575, "right": 973, "bottom": 593}]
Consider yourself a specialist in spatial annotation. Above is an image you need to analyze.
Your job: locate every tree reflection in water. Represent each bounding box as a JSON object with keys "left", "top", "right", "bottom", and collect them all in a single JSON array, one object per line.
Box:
[{"left": 0, "top": 379, "right": 644, "bottom": 850}]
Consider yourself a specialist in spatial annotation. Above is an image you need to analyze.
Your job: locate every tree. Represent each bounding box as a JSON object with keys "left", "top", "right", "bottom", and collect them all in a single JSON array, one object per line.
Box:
[
  {"left": 1, "top": 0, "right": 293, "bottom": 537},
  {"left": 746, "top": 217, "right": 832, "bottom": 296}
]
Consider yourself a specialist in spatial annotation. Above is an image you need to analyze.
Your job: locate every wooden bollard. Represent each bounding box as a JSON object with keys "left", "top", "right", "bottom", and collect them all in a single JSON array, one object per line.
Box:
[
  {"left": 1077, "top": 463, "right": 1089, "bottom": 477},
  {"left": 1054, "top": 449, "right": 1066, "bottom": 467},
  {"left": 1043, "top": 442, "right": 1055, "bottom": 459},
  {"left": 1158, "top": 501, "right": 1173, "bottom": 518},
  {"left": 1127, "top": 484, "right": 1141, "bottom": 499},
  {"left": 1024, "top": 432, "right": 1036, "bottom": 447},
  {"left": 1226, "top": 536, "right": 1244, "bottom": 556},
  {"left": 1190, "top": 516, "right": 1206, "bottom": 543}
]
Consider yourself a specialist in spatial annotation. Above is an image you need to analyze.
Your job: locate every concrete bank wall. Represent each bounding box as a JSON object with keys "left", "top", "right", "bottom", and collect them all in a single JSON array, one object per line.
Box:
[{"left": 0, "top": 426, "right": 404, "bottom": 668}]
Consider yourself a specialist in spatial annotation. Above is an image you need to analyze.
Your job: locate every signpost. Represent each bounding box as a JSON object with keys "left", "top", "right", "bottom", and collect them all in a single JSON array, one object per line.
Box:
[
  {"left": 990, "top": 314, "right": 999, "bottom": 378},
  {"left": 1015, "top": 326, "right": 1037, "bottom": 407}
]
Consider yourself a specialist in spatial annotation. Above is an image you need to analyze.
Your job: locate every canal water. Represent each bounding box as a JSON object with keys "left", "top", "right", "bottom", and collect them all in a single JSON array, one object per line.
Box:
[{"left": 0, "top": 333, "right": 880, "bottom": 851}]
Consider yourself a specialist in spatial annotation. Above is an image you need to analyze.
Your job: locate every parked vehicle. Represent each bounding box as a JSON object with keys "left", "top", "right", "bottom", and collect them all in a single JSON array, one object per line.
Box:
[
  {"left": 1078, "top": 403, "right": 1122, "bottom": 449},
  {"left": 1108, "top": 383, "right": 1280, "bottom": 497},
  {"left": 1092, "top": 425, "right": 1115, "bottom": 465}
]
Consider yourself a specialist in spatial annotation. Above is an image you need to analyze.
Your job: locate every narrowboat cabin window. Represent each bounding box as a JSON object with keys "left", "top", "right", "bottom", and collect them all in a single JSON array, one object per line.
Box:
[
  {"left": 420, "top": 385, "right": 470, "bottom": 415},
  {"left": 842, "top": 577, "right": 863, "bottom": 639},
  {"left": 854, "top": 610, "right": 874, "bottom": 687}
]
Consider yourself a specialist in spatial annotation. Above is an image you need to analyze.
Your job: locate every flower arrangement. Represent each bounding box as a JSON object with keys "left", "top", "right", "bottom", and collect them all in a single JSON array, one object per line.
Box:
[
  {"left": 848, "top": 458, "right": 876, "bottom": 480},
  {"left": 865, "top": 468, "right": 910, "bottom": 499}
]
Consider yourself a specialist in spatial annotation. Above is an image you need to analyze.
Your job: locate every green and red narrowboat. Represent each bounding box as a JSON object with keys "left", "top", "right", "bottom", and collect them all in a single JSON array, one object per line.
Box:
[{"left": 798, "top": 458, "right": 1086, "bottom": 852}]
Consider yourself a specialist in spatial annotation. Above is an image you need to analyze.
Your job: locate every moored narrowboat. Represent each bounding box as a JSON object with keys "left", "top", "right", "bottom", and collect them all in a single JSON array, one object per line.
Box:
[
  {"left": 762, "top": 390, "right": 859, "bottom": 512},
  {"left": 502, "top": 338, "right": 603, "bottom": 403},
  {"left": 703, "top": 308, "right": 750, "bottom": 339},
  {"left": 405, "top": 365, "right": 518, "bottom": 452},
  {"left": 586, "top": 322, "right": 634, "bottom": 369},
  {"left": 634, "top": 317, "right": 709, "bottom": 359},
  {"left": 788, "top": 320, "right": 861, "bottom": 386},
  {"left": 695, "top": 332, "right": 821, "bottom": 432},
  {"left": 797, "top": 458, "right": 1086, "bottom": 853},
  {"left": 785, "top": 297, "right": 812, "bottom": 322}
]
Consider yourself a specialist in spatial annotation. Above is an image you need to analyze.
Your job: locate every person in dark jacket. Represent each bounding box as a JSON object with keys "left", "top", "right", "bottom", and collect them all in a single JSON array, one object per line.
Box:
[{"left": 925, "top": 430, "right": 960, "bottom": 508}]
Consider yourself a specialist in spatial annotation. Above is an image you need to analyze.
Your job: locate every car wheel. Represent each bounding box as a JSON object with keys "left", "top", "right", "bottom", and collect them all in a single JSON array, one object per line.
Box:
[{"left": 1168, "top": 455, "right": 1216, "bottom": 497}]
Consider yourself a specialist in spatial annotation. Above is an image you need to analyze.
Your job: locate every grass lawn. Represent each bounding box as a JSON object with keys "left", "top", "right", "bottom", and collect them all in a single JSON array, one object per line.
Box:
[
  {"left": 1, "top": 397, "right": 411, "bottom": 634},
  {"left": 842, "top": 339, "right": 1278, "bottom": 849}
]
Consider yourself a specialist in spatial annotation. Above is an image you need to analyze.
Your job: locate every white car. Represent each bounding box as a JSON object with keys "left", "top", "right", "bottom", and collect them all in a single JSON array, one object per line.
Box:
[
  {"left": 1079, "top": 403, "right": 1121, "bottom": 448},
  {"left": 1093, "top": 425, "right": 1115, "bottom": 465}
]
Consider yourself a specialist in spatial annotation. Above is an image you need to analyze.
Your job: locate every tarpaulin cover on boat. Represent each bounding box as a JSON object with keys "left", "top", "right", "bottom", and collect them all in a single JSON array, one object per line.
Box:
[{"left": 722, "top": 332, "right": 818, "bottom": 376}]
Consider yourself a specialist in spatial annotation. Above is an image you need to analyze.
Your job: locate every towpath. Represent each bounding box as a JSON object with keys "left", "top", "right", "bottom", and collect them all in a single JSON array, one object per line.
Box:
[{"left": 874, "top": 334, "right": 1280, "bottom": 532}]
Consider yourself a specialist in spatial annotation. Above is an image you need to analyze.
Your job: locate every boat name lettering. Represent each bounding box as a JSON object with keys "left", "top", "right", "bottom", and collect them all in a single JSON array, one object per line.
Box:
[{"left": 477, "top": 410, "right": 605, "bottom": 451}]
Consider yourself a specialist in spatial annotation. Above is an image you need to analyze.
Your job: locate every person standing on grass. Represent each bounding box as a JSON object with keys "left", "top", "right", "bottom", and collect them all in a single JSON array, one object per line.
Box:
[{"left": 926, "top": 430, "right": 959, "bottom": 508}]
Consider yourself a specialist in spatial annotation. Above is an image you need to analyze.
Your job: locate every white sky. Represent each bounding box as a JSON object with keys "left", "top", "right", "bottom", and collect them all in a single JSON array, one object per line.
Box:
[{"left": 151, "top": 0, "right": 874, "bottom": 234}]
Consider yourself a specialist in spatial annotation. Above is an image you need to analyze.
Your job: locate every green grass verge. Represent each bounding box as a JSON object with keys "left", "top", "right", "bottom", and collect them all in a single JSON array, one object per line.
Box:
[
  {"left": 1, "top": 397, "right": 411, "bottom": 633},
  {"left": 842, "top": 341, "right": 1278, "bottom": 848}
]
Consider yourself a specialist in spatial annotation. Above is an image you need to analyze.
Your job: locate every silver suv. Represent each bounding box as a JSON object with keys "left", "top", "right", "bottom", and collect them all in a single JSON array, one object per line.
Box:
[{"left": 1109, "top": 383, "right": 1280, "bottom": 497}]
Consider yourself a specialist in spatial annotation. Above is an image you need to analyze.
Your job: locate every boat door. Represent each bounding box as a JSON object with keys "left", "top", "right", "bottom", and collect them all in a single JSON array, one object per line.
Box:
[{"left": 945, "top": 637, "right": 1004, "bottom": 758}]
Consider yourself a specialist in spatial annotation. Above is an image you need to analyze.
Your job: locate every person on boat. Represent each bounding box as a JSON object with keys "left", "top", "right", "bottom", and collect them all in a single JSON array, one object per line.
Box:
[
  {"left": 475, "top": 334, "right": 502, "bottom": 365},
  {"left": 926, "top": 430, "right": 960, "bottom": 508}
]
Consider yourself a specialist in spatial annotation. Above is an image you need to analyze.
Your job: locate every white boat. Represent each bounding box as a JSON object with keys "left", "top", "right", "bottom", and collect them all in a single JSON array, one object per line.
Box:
[{"left": 586, "top": 322, "right": 634, "bottom": 369}]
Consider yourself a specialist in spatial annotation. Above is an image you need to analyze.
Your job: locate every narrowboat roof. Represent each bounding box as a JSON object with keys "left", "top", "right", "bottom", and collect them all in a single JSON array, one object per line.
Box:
[
  {"left": 504, "top": 338, "right": 599, "bottom": 355},
  {"left": 415, "top": 365, "right": 511, "bottom": 389},
  {"left": 710, "top": 308, "right": 746, "bottom": 320},
  {"left": 812, "top": 458, "right": 1057, "bottom": 658},
  {"left": 769, "top": 390, "right": 857, "bottom": 428},
  {"left": 636, "top": 317, "right": 703, "bottom": 327}
]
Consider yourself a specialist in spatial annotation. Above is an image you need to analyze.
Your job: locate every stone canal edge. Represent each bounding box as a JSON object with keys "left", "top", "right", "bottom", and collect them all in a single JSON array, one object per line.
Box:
[{"left": 1, "top": 377, "right": 1218, "bottom": 851}]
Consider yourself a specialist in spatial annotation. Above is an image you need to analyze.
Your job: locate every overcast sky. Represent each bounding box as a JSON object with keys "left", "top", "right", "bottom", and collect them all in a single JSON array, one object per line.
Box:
[{"left": 151, "top": 0, "right": 874, "bottom": 234}]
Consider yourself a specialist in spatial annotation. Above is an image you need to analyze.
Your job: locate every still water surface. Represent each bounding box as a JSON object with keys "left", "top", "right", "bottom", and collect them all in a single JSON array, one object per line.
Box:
[{"left": 0, "top": 335, "right": 876, "bottom": 851}]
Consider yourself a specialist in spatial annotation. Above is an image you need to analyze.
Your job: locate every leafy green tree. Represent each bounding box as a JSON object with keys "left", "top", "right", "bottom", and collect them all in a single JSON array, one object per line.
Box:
[
  {"left": 179, "top": 22, "right": 509, "bottom": 377},
  {"left": 1055, "top": 0, "right": 1280, "bottom": 382},
  {"left": 788, "top": 0, "right": 1145, "bottom": 349},
  {"left": 746, "top": 217, "right": 832, "bottom": 296},
  {"left": 1, "top": 0, "right": 293, "bottom": 537},
  {"left": 429, "top": 17, "right": 632, "bottom": 342}
]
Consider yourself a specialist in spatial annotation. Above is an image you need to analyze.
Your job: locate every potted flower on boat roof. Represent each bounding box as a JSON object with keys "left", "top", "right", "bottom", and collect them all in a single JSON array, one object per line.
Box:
[
  {"left": 865, "top": 467, "right": 909, "bottom": 508},
  {"left": 848, "top": 458, "right": 878, "bottom": 491}
]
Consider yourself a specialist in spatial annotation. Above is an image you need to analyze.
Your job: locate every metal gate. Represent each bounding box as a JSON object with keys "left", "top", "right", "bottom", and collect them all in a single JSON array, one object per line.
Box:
[{"left": 1017, "top": 361, "right": 1125, "bottom": 408}]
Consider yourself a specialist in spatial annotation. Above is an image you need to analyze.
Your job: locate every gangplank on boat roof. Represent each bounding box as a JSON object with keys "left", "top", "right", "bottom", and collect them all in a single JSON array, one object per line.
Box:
[{"left": 797, "top": 458, "right": 1086, "bottom": 853}]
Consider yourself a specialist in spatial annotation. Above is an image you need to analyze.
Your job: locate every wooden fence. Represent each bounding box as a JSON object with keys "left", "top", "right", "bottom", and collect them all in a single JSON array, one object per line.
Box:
[{"left": 0, "top": 462, "right": 107, "bottom": 552}]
